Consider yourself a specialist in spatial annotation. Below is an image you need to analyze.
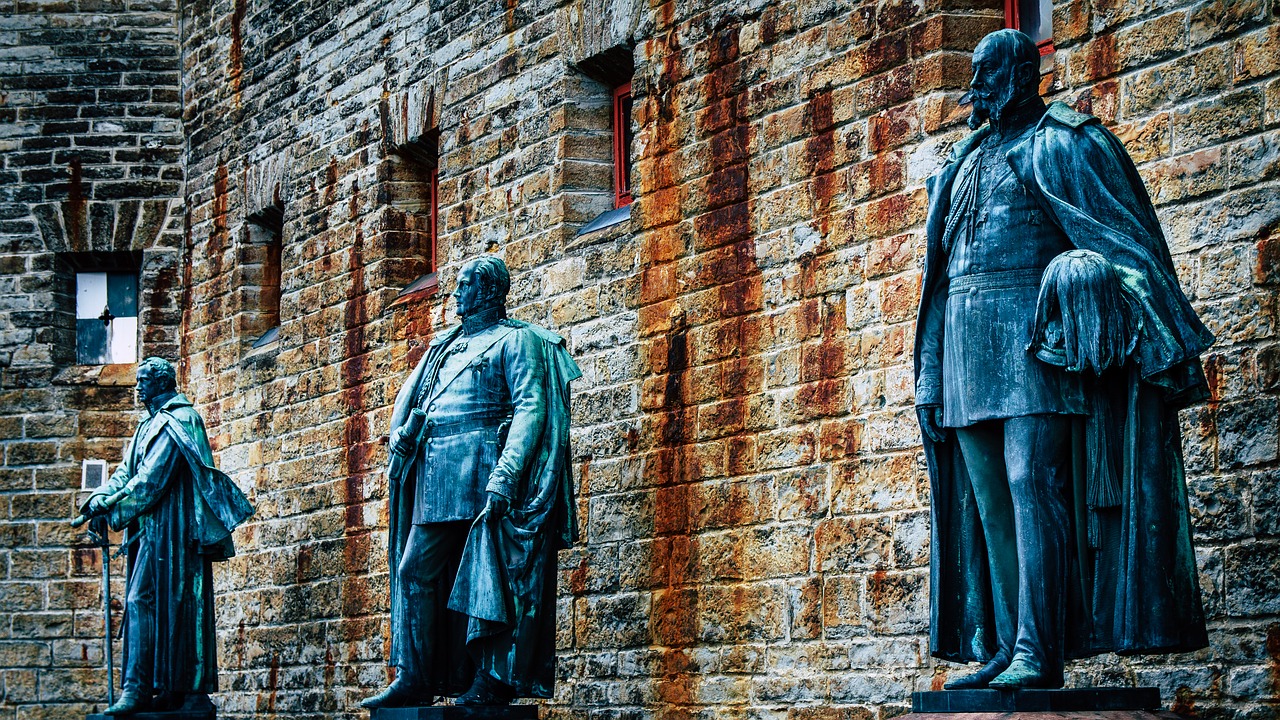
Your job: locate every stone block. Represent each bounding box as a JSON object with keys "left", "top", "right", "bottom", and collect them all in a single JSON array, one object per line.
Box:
[
  {"left": 1225, "top": 540, "right": 1280, "bottom": 616},
  {"left": 1173, "top": 89, "right": 1265, "bottom": 154},
  {"left": 1216, "top": 398, "right": 1279, "bottom": 469}
]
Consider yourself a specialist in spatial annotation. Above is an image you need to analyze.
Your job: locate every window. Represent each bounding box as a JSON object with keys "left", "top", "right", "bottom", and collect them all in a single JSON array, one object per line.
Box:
[
  {"left": 242, "top": 152, "right": 290, "bottom": 351},
  {"left": 75, "top": 269, "right": 138, "bottom": 364},
  {"left": 82, "top": 459, "right": 107, "bottom": 490},
  {"left": 570, "top": 45, "right": 635, "bottom": 236},
  {"left": 1006, "top": 0, "right": 1054, "bottom": 55},
  {"left": 386, "top": 124, "right": 441, "bottom": 308},
  {"left": 613, "top": 82, "right": 634, "bottom": 208},
  {"left": 244, "top": 203, "right": 284, "bottom": 349}
]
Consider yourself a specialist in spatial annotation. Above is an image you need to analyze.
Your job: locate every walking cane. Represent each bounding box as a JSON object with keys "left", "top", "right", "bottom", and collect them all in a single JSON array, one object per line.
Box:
[{"left": 85, "top": 519, "right": 115, "bottom": 706}]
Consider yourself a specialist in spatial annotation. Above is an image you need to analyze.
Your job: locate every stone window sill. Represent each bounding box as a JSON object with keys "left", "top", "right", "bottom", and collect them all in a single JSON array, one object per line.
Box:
[
  {"left": 570, "top": 205, "right": 632, "bottom": 251},
  {"left": 53, "top": 363, "right": 137, "bottom": 386}
]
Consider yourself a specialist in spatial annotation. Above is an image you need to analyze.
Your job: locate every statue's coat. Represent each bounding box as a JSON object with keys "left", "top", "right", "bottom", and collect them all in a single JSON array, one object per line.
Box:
[
  {"left": 93, "top": 393, "right": 254, "bottom": 694},
  {"left": 916, "top": 102, "right": 1213, "bottom": 663},
  {"left": 386, "top": 320, "right": 581, "bottom": 697}
]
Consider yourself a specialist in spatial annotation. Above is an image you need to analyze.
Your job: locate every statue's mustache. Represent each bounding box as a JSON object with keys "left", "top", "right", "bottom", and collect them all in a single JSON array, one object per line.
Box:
[{"left": 959, "top": 88, "right": 998, "bottom": 106}]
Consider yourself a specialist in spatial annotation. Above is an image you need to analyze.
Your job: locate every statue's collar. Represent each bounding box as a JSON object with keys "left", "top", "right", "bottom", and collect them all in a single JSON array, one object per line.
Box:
[
  {"left": 991, "top": 96, "right": 1046, "bottom": 138},
  {"left": 145, "top": 390, "right": 180, "bottom": 416},
  {"left": 461, "top": 304, "right": 507, "bottom": 336}
]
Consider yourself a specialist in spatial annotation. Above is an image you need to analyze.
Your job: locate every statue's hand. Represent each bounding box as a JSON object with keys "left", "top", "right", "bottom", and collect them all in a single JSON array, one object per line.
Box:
[
  {"left": 88, "top": 515, "right": 109, "bottom": 539},
  {"left": 389, "top": 429, "right": 414, "bottom": 457},
  {"left": 87, "top": 495, "right": 109, "bottom": 516},
  {"left": 484, "top": 491, "right": 509, "bottom": 519},
  {"left": 917, "top": 406, "right": 946, "bottom": 443}
]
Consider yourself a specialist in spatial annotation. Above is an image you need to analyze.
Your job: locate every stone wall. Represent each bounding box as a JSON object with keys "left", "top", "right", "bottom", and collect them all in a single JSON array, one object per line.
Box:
[
  {"left": 1, "top": 0, "right": 1278, "bottom": 718},
  {"left": 0, "top": 0, "right": 184, "bottom": 715}
]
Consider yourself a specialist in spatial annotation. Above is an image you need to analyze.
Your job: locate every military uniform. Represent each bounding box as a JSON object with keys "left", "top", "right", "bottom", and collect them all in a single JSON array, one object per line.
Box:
[
  {"left": 916, "top": 98, "right": 1081, "bottom": 682},
  {"left": 89, "top": 390, "right": 253, "bottom": 705},
  {"left": 386, "top": 304, "right": 578, "bottom": 698}
]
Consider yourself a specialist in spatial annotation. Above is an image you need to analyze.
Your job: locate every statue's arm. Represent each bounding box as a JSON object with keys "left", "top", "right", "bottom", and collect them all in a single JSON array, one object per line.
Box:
[
  {"left": 97, "top": 444, "right": 134, "bottom": 499},
  {"left": 487, "top": 329, "right": 550, "bottom": 501},
  {"left": 80, "top": 431, "right": 138, "bottom": 518},
  {"left": 915, "top": 274, "right": 949, "bottom": 442},
  {"left": 916, "top": 272, "right": 948, "bottom": 408},
  {"left": 105, "top": 429, "right": 182, "bottom": 530}
]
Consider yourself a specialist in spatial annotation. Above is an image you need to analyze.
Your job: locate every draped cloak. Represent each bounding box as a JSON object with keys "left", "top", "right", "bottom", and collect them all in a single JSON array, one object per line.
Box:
[
  {"left": 90, "top": 393, "right": 255, "bottom": 693},
  {"left": 386, "top": 320, "right": 581, "bottom": 697},
  {"left": 915, "top": 102, "right": 1214, "bottom": 663}
]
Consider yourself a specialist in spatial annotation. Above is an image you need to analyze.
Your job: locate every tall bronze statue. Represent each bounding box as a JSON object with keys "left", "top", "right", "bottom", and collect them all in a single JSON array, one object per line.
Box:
[
  {"left": 363, "top": 255, "right": 581, "bottom": 709},
  {"left": 76, "top": 357, "right": 254, "bottom": 715},
  {"left": 915, "top": 30, "right": 1214, "bottom": 689}
]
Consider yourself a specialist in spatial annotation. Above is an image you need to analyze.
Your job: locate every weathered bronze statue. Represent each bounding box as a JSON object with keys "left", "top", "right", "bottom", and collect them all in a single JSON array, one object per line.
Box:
[
  {"left": 915, "top": 29, "right": 1213, "bottom": 689},
  {"left": 363, "top": 255, "right": 581, "bottom": 708},
  {"left": 76, "top": 357, "right": 254, "bottom": 715}
]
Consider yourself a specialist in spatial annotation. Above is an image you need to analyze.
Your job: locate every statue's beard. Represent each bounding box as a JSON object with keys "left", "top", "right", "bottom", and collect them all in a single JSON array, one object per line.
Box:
[
  {"left": 968, "top": 81, "right": 1019, "bottom": 130},
  {"left": 459, "top": 296, "right": 501, "bottom": 319}
]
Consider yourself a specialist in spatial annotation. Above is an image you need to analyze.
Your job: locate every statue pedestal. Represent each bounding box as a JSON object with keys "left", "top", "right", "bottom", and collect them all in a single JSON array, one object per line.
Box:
[
  {"left": 87, "top": 711, "right": 214, "bottom": 720},
  {"left": 371, "top": 707, "right": 538, "bottom": 719},
  {"left": 911, "top": 687, "right": 1165, "bottom": 714}
]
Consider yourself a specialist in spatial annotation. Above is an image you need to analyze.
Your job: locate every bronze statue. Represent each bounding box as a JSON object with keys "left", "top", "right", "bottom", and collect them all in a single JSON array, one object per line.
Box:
[
  {"left": 363, "top": 255, "right": 581, "bottom": 708},
  {"left": 75, "top": 357, "right": 254, "bottom": 715},
  {"left": 914, "top": 30, "right": 1213, "bottom": 689}
]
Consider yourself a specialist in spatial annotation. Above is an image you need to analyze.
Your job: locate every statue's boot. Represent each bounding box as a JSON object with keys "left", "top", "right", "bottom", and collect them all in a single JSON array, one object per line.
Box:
[
  {"left": 988, "top": 656, "right": 1062, "bottom": 689},
  {"left": 943, "top": 653, "right": 1010, "bottom": 690},
  {"left": 456, "top": 671, "right": 515, "bottom": 706},
  {"left": 361, "top": 679, "right": 433, "bottom": 709},
  {"left": 103, "top": 690, "right": 150, "bottom": 716}
]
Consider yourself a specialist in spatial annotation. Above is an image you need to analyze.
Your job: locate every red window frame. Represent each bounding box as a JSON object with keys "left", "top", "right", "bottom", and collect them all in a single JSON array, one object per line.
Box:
[
  {"left": 429, "top": 166, "right": 439, "bottom": 272},
  {"left": 612, "top": 82, "right": 633, "bottom": 208},
  {"left": 1005, "top": 0, "right": 1056, "bottom": 56}
]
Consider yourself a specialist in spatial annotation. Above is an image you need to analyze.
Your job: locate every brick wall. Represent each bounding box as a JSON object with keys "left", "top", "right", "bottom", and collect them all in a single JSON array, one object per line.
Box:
[
  {"left": 2, "top": 0, "right": 1278, "bottom": 718},
  {"left": 0, "top": 0, "right": 184, "bottom": 715}
]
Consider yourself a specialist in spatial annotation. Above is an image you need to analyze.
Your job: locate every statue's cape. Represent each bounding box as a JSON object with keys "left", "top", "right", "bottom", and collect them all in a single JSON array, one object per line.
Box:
[
  {"left": 917, "top": 103, "right": 1210, "bottom": 663},
  {"left": 111, "top": 394, "right": 254, "bottom": 560},
  {"left": 386, "top": 321, "right": 581, "bottom": 697},
  {"left": 158, "top": 398, "right": 255, "bottom": 559}
]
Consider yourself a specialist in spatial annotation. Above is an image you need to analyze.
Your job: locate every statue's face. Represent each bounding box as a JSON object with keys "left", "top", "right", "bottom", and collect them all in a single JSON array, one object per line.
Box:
[
  {"left": 136, "top": 368, "right": 167, "bottom": 405},
  {"left": 452, "top": 263, "right": 484, "bottom": 318},
  {"left": 968, "top": 38, "right": 1022, "bottom": 127}
]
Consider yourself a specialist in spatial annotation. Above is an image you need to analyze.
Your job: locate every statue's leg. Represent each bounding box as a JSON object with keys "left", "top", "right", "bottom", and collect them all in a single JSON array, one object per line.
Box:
[
  {"left": 394, "top": 522, "right": 466, "bottom": 687},
  {"left": 120, "top": 538, "right": 156, "bottom": 702},
  {"left": 950, "top": 421, "right": 1017, "bottom": 686},
  {"left": 991, "top": 414, "right": 1072, "bottom": 689}
]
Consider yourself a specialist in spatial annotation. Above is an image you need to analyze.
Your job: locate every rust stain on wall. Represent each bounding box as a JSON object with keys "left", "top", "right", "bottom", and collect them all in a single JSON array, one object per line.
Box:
[
  {"left": 228, "top": 0, "right": 246, "bottom": 105},
  {"left": 64, "top": 157, "right": 85, "bottom": 251},
  {"left": 805, "top": 88, "right": 837, "bottom": 237},
  {"left": 642, "top": 15, "right": 765, "bottom": 714},
  {"left": 208, "top": 162, "right": 229, "bottom": 281}
]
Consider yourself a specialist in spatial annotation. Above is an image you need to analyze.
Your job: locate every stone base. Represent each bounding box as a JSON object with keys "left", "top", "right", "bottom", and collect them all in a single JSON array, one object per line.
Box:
[
  {"left": 86, "top": 692, "right": 216, "bottom": 719},
  {"left": 901, "top": 714, "right": 1182, "bottom": 720},
  {"left": 912, "top": 688, "right": 1162, "bottom": 713},
  {"left": 87, "top": 707, "right": 215, "bottom": 712},
  {"left": 371, "top": 707, "right": 539, "bottom": 720}
]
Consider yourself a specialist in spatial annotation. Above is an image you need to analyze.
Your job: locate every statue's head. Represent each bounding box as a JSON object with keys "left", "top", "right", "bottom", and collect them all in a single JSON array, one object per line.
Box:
[
  {"left": 968, "top": 29, "right": 1041, "bottom": 130},
  {"left": 453, "top": 255, "right": 511, "bottom": 318},
  {"left": 136, "top": 356, "right": 177, "bottom": 405}
]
